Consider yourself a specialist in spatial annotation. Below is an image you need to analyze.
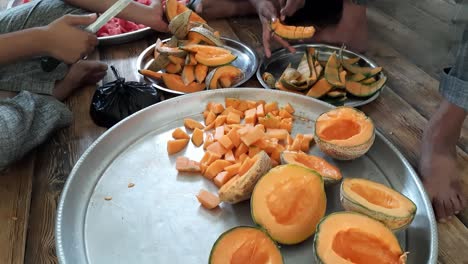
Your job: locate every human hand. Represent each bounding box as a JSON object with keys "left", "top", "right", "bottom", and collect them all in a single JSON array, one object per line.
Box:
[
  {"left": 145, "top": 0, "right": 169, "bottom": 32},
  {"left": 277, "top": 0, "right": 305, "bottom": 21},
  {"left": 254, "top": 0, "right": 295, "bottom": 58},
  {"left": 42, "top": 14, "right": 98, "bottom": 64}
]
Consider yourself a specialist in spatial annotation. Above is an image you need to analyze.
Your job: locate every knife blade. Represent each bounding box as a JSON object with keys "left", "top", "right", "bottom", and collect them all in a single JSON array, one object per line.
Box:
[{"left": 41, "top": 0, "right": 133, "bottom": 72}]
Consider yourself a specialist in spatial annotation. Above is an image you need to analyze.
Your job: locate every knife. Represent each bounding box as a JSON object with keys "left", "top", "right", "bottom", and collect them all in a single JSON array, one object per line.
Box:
[{"left": 41, "top": 0, "right": 133, "bottom": 72}]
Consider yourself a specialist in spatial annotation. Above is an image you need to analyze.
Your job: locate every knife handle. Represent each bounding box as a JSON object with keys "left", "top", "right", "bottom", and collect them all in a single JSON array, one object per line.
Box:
[{"left": 41, "top": 57, "right": 62, "bottom": 72}]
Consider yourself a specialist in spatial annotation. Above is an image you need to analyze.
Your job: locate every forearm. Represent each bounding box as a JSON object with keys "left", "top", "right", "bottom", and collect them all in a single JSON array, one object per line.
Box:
[
  {"left": 63, "top": 0, "right": 154, "bottom": 26},
  {"left": 0, "top": 28, "right": 47, "bottom": 65},
  {"left": 422, "top": 99, "right": 467, "bottom": 155}
]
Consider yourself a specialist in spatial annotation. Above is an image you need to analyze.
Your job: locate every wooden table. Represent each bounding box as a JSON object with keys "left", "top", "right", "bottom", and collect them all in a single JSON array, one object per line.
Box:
[{"left": 1, "top": 3, "right": 467, "bottom": 264}]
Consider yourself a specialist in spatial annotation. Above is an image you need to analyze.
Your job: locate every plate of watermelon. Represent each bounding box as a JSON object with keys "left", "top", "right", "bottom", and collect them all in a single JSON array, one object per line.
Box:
[{"left": 10, "top": 0, "right": 154, "bottom": 46}]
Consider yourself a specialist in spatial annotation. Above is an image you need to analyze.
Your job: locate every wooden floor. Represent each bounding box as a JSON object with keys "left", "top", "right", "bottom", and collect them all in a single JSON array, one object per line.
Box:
[{"left": 0, "top": 0, "right": 467, "bottom": 263}]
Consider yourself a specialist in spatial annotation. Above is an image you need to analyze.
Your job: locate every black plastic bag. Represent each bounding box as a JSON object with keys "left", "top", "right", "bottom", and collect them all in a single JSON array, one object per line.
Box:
[{"left": 90, "top": 66, "right": 162, "bottom": 128}]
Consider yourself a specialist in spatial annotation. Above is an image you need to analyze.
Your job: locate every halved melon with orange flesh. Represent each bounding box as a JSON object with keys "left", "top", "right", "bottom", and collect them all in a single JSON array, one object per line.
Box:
[
  {"left": 187, "top": 27, "right": 223, "bottom": 46},
  {"left": 218, "top": 151, "right": 271, "bottom": 204},
  {"left": 195, "top": 52, "right": 237, "bottom": 67},
  {"left": 161, "top": 73, "right": 205, "bottom": 93},
  {"left": 340, "top": 178, "right": 417, "bottom": 231},
  {"left": 314, "top": 212, "right": 407, "bottom": 264},
  {"left": 270, "top": 20, "right": 315, "bottom": 39},
  {"left": 315, "top": 107, "right": 375, "bottom": 160},
  {"left": 280, "top": 151, "right": 342, "bottom": 185},
  {"left": 209, "top": 226, "right": 284, "bottom": 264},
  {"left": 206, "top": 65, "right": 244, "bottom": 89},
  {"left": 180, "top": 44, "right": 231, "bottom": 55},
  {"left": 251, "top": 164, "right": 326, "bottom": 244}
]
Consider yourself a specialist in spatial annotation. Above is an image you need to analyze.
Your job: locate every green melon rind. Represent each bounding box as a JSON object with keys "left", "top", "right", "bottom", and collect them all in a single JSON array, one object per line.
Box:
[
  {"left": 279, "top": 152, "right": 339, "bottom": 186},
  {"left": 341, "top": 58, "right": 383, "bottom": 77},
  {"left": 313, "top": 211, "right": 405, "bottom": 264},
  {"left": 208, "top": 226, "right": 284, "bottom": 264},
  {"left": 314, "top": 107, "right": 375, "bottom": 160},
  {"left": 250, "top": 164, "right": 326, "bottom": 245},
  {"left": 345, "top": 76, "right": 387, "bottom": 97},
  {"left": 324, "top": 52, "right": 344, "bottom": 87},
  {"left": 188, "top": 26, "right": 224, "bottom": 46},
  {"left": 339, "top": 181, "right": 417, "bottom": 231},
  {"left": 168, "top": 10, "right": 191, "bottom": 39}
]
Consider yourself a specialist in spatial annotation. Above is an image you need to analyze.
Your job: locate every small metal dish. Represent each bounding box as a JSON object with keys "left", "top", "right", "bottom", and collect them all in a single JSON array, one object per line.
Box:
[
  {"left": 256, "top": 44, "right": 386, "bottom": 107},
  {"left": 136, "top": 37, "right": 259, "bottom": 95}
]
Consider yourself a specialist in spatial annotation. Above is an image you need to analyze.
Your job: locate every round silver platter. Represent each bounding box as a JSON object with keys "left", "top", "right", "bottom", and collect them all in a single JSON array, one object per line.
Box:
[
  {"left": 136, "top": 37, "right": 259, "bottom": 95},
  {"left": 56, "top": 88, "right": 437, "bottom": 264},
  {"left": 256, "top": 44, "right": 386, "bottom": 107}
]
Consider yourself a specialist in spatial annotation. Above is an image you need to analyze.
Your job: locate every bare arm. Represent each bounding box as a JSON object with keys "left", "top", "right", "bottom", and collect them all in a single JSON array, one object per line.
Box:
[
  {"left": 0, "top": 28, "right": 46, "bottom": 65},
  {"left": 0, "top": 14, "right": 98, "bottom": 66},
  {"left": 63, "top": 0, "right": 168, "bottom": 31}
]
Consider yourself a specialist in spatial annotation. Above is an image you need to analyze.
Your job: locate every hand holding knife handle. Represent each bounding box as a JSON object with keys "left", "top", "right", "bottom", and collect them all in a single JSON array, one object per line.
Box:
[{"left": 40, "top": 0, "right": 133, "bottom": 72}]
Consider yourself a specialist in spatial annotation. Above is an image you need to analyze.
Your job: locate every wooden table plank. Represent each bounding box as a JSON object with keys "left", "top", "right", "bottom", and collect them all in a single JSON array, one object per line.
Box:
[
  {"left": 24, "top": 53, "right": 106, "bottom": 264},
  {"left": 0, "top": 154, "right": 34, "bottom": 264}
]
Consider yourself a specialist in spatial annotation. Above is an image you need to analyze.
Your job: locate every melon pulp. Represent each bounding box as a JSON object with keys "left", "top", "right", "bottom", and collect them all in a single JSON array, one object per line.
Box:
[
  {"left": 340, "top": 178, "right": 417, "bottom": 230},
  {"left": 314, "top": 212, "right": 407, "bottom": 264},
  {"left": 251, "top": 164, "right": 326, "bottom": 244},
  {"left": 314, "top": 107, "right": 375, "bottom": 160},
  {"left": 209, "top": 226, "right": 283, "bottom": 264}
]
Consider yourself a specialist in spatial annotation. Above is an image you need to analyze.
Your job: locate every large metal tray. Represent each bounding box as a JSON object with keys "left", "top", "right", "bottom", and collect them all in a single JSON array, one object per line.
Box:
[
  {"left": 56, "top": 89, "right": 437, "bottom": 264},
  {"left": 7, "top": 0, "right": 153, "bottom": 46},
  {"left": 257, "top": 44, "right": 386, "bottom": 107},
  {"left": 136, "top": 38, "right": 259, "bottom": 95}
]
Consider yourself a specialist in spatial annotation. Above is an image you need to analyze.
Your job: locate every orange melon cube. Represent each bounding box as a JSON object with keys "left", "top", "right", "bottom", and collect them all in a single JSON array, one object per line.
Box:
[
  {"left": 204, "top": 160, "right": 232, "bottom": 179},
  {"left": 226, "top": 111, "right": 241, "bottom": 124},
  {"left": 167, "top": 139, "right": 189, "bottom": 154},
  {"left": 184, "top": 118, "right": 204, "bottom": 130},
  {"left": 248, "top": 146, "right": 261, "bottom": 157},
  {"left": 205, "top": 111, "right": 216, "bottom": 126},
  {"left": 218, "top": 135, "right": 234, "bottom": 150},
  {"left": 279, "top": 108, "right": 293, "bottom": 119},
  {"left": 214, "top": 115, "right": 227, "bottom": 127},
  {"left": 196, "top": 189, "right": 220, "bottom": 209},
  {"left": 176, "top": 156, "right": 201, "bottom": 173},
  {"left": 284, "top": 103, "right": 295, "bottom": 114},
  {"left": 191, "top": 128, "right": 204, "bottom": 147},
  {"left": 224, "top": 150, "right": 236, "bottom": 162},
  {"left": 203, "top": 133, "right": 214, "bottom": 150},
  {"left": 172, "top": 127, "right": 190, "bottom": 140},
  {"left": 224, "top": 163, "right": 241, "bottom": 177},
  {"left": 225, "top": 98, "right": 241, "bottom": 109},
  {"left": 256, "top": 104, "right": 265, "bottom": 118},
  {"left": 264, "top": 102, "right": 278, "bottom": 114},
  {"left": 207, "top": 141, "right": 228, "bottom": 156},
  {"left": 244, "top": 108, "right": 257, "bottom": 124},
  {"left": 266, "top": 128, "right": 289, "bottom": 140},
  {"left": 301, "top": 134, "right": 314, "bottom": 152},
  {"left": 240, "top": 125, "right": 265, "bottom": 146},
  {"left": 234, "top": 142, "right": 249, "bottom": 158},
  {"left": 237, "top": 153, "right": 248, "bottom": 163},
  {"left": 214, "top": 126, "right": 225, "bottom": 141},
  {"left": 213, "top": 171, "right": 233, "bottom": 188}
]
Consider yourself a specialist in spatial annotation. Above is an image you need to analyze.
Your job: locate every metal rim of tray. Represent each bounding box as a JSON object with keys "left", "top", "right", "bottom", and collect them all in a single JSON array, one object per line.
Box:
[
  {"left": 256, "top": 44, "right": 385, "bottom": 108},
  {"left": 7, "top": 0, "right": 154, "bottom": 46},
  {"left": 136, "top": 37, "right": 259, "bottom": 95},
  {"left": 55, "top": 88, "right": 437, "bottom": 264}
]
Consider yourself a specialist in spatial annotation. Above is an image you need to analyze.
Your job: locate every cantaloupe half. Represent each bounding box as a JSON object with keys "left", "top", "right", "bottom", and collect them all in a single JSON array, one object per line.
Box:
[
  {"left": 280, "top": 151, "right": 342, "bottom": 185},
  {"left": 251, "top": 164, "right": 326, "bottom": 245},
  {"left": 340, "top": 178, "right": 417, "bottom": 231},
  {"left": 218, "top": 151, "right": 272, "bottom": 204},
  {"left": 209, "top": 226, "right": 284, "bottom": 264},
  {"left": 315, "top": 107, "right": 375, "bottom": 160},
  {"left": 314, "top": 212, "right": 407, "bottom": 264}
]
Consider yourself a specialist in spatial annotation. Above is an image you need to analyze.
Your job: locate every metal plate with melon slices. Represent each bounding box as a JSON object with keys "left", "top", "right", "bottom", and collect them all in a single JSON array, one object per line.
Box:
[
  {"left": 136, "top": 37, "right": 258, "bottom": 95},
  {"left": 7, "top": 0, "right": 154, "bottom": 46},
  {"left": 257, "top": 44, "right": 386, "bottom": 107},
  {"left": 55, "top": 88, "right": 437, "bottom": 264}
]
